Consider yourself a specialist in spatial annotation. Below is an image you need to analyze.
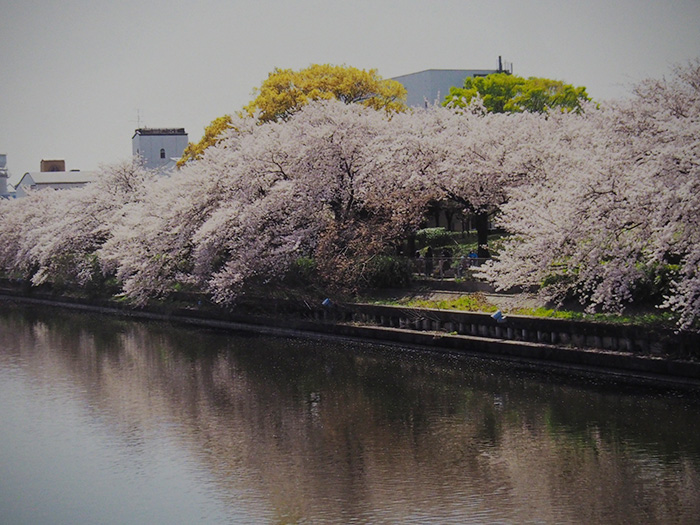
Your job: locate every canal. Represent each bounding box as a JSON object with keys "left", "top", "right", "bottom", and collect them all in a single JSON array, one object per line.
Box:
[{"left": 1, "top": 304, "right": 699, "bottom": 524}]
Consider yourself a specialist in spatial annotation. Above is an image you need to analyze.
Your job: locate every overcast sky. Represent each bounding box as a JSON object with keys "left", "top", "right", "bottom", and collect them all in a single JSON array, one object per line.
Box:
[{"left": 1, "top": 0, "right": 699, "bottom": 177}]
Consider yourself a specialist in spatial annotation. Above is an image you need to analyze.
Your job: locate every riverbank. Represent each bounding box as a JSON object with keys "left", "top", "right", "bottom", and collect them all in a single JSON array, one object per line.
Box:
[{"left": 1, "top": 281, "right": 699, "bottom": 388}]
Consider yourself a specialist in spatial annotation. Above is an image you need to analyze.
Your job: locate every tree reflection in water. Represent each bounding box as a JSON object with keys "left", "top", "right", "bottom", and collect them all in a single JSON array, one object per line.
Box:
[{"left": 1, "top": 304, "right": 699, "bottom": 524}]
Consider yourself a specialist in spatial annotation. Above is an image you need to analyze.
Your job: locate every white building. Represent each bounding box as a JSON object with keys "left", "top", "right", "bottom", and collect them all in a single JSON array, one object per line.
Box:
[
  {"left": 0, "top": 154, "right": 10, "bottom": 198},
  {"left": 14, "top": 169, "right": 99, "bottom": 198},
  {"left": 132, "top": 128, "right": 188, "bottom": 171}
]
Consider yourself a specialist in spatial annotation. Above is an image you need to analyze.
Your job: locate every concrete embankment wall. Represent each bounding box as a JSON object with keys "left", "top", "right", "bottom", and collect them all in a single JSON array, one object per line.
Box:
[
  {"left": 1, "top": 288, "right": 699, "bottom": 385},
  {"left": 292, "top": 302, "right": 700, "bottom": 382}
]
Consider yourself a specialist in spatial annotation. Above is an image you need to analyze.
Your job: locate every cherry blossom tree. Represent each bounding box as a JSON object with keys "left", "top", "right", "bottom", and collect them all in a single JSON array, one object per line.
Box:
[
  {"left": 633, "top": 60, "right": 700, "bottom": 327},
  {"left": 482, "top": 61, "right": 700, "bottom": 327},
  {"left": 479, "top": 105, "right": 646, "bottom": 305},
  {"left": 0, "top": 189, "right": 60, "bottom": 281},
  {"left": 34, "top": 159, "right": 153, "bottom": 289},
  {"left": 190, "top": 100, "right": 429, "bottom": 301},
  {"left": 387, "top": 102, "right": 549, "bottom": 257},
  {"left": 98, "top": 101, "right": 426, "bottom": 305},
  {"left": 99, "top": 115, "right": 261, "bottom": 304},
  {"left": 188, "top": 116, "right": 323, "bottom": 303},
  {"left": 284, "top": 101, "right": 426, "bottom": 290},
  {"left": 0, "top": 159, "right": 152, "bottom": 290}
]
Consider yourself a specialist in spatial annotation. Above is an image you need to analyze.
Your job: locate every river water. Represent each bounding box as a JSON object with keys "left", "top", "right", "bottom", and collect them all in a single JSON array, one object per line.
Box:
[{"left": 0, "top": 303, "right": 699, "bottom": 524}]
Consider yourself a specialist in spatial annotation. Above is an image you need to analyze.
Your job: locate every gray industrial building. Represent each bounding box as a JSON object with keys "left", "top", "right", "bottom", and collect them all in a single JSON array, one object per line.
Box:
[
  {"left": 392, "top": 69, "right": 497, "bottom": 108},
  {"left": 393, "top": 57, "right": 512, "bottom": 108}
]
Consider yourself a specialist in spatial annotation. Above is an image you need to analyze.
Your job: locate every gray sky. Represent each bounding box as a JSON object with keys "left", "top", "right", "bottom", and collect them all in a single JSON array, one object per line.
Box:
[{"left": 1, "top": 0, "right": 699, "bottom": 177}]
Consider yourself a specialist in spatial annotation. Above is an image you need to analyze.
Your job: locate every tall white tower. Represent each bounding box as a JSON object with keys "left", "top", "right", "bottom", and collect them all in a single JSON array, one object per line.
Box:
[
  {"left": 132, "top": 128, "right": 188, "bottom": 171},
  {"left": 0, "top": 154, "right": 8, "bottom": 196}
]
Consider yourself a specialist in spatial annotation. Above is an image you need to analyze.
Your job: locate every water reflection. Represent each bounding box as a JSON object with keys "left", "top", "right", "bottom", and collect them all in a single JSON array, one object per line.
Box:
[{"left": 1, "top": 304, "right": 699, "bottom": 524}]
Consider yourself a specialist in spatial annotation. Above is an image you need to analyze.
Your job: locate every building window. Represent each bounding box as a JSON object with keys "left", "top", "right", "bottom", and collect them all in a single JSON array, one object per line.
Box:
[{"left": 160, "top": 148, "right": 166, "bottom": 159}]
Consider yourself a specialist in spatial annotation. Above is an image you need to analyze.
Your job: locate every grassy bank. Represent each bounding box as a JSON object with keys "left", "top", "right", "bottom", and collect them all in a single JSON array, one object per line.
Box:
[{"left": 363, "top": 290, "right": 680, "bottom": 328}]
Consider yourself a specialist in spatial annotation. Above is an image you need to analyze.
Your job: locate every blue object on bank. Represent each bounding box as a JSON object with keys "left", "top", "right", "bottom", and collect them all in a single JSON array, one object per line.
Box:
[{"left": 491, "top": 310, "right": 506, "bottom": 323}]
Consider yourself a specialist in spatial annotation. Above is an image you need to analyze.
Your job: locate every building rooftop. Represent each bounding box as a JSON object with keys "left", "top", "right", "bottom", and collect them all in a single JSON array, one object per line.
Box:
[
  {"left": 132, "top": 128, "right": 187, "bottom": 138},
  {"left": 19, "top": 171, "right": 99, "bottom": 185},
  {"left": 392, "top": 68, "right": 499, "bottom": 80}
]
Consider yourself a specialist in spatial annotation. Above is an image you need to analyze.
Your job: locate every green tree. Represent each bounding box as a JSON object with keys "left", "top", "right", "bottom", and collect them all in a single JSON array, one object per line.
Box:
[{"left": 444, "top": 72, "right": 589, "bottom": 114}]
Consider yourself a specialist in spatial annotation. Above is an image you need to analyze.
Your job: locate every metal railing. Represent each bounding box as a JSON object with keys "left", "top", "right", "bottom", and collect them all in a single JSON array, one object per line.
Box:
[{"left": 412, "top": 256, "right": 488, "bottom": 278}]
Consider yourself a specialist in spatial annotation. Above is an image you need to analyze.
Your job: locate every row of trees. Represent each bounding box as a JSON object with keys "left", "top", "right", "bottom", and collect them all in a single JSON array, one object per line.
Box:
[{"left": 0, "top": 62, "right": 698, "bottom": 328}]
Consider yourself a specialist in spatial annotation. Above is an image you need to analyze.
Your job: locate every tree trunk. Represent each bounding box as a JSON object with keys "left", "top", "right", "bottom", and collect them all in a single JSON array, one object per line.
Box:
[
  {"left": 406, "top": 234, "right": 416, "bottom": 257},
  {"left": 444, "top": 209, "right": 454, "bottom": 231},
  {"left": 433, "top": 207, "right": 442, "bottom": 228},
  {"left": 475, "top": 211, "right": 490, "bottom": 259}
]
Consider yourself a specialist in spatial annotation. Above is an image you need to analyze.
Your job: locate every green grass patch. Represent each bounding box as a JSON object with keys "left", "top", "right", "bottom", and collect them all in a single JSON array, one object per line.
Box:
[
  {"left": 512, "top": 306, "right": 677, "bottom": 326},
  {"left": 365, "top": 291, "right": 679, "bottom": 327},
  {"left": 405, "top": 293, "right": 498, "bottom": 313}
]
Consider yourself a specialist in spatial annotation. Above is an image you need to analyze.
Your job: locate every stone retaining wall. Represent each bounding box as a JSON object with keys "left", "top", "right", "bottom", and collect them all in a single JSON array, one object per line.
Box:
[
  {"left": 1, "top": 287, "right": 699, "bottom": 383},
  {"left": 313, "top": 303, "right": 699, "bottom": 361}
]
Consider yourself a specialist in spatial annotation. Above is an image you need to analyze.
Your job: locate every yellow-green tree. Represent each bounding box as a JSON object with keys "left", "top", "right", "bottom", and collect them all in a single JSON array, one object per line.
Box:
[
  {"left": 177, "top": 115, "right": 233, "bottom": 167},
  {"left": 245, "top": 64, "right": 407, "bottom": 122},
  {"left": 179, "top": 64, "right": 407, "bottom": 166},
  {"left": 445, "top": 72, "right": 589, "bottom": 114}
]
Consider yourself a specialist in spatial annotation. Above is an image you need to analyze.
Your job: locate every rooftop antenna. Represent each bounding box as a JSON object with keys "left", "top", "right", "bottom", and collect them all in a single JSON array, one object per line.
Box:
[
  {"left": 497, "top": 56, "right": 513, "bottom": 75},
  {"left": 132, "top": 109, "right": 145, "bottom": 129}
]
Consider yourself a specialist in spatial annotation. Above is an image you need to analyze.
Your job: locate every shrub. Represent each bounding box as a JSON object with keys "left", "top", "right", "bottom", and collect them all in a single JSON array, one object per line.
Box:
[
  {"left": 415, "top": 227, "right": 454, "bottom": 249},
  {"left": 284, "top": 257, "right": 317, "bottom": 286},
  {"left": 635, "top": 263, "right": 681, "bottom": 304},
  {"left": 363, "top": 255, "right": 412, "bottom": 288}
]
